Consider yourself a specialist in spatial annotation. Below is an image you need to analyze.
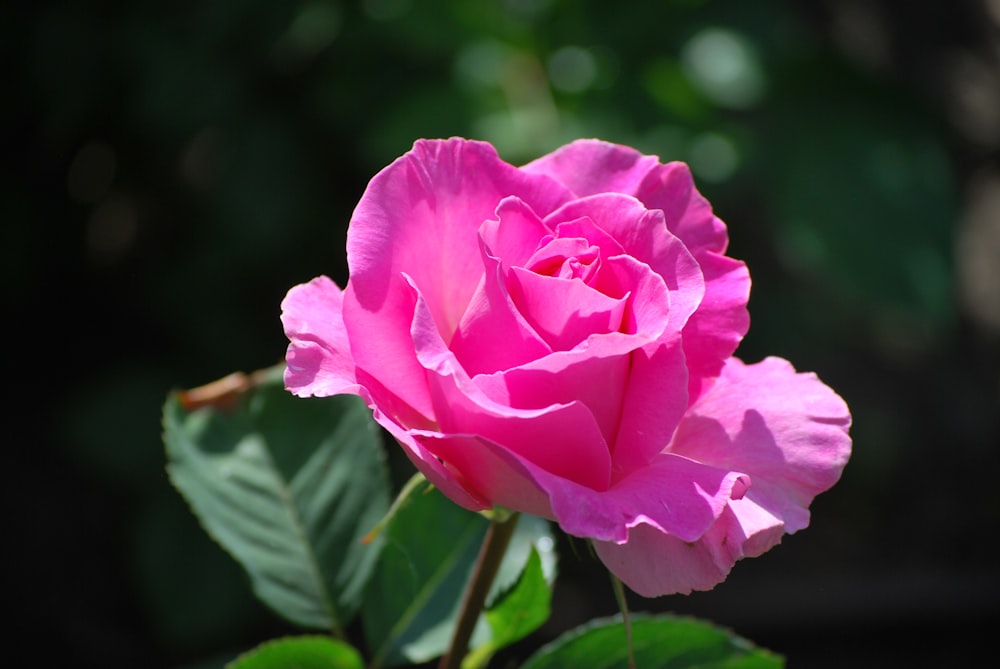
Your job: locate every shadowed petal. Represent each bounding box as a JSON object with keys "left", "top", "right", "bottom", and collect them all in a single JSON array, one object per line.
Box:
[
  {"left": 596, "top": 356, "right": 851, "bottom": 597},
  {"left": 669, "top": 356, "right": 852, "bottom": 519}
]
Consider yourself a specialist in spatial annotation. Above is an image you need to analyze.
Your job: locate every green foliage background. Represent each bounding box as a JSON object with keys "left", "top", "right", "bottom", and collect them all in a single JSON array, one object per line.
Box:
[{"left": 5, "top": 0, "right": 998, "bottom": 666}]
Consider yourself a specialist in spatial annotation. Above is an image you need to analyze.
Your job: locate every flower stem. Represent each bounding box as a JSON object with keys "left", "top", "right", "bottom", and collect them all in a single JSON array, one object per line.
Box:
[
  {"left": 438, "top": 511, "right": 521, "bottom": 669},
  {"left": 610, "top": 572, "right": 636, "bottom": 669}
]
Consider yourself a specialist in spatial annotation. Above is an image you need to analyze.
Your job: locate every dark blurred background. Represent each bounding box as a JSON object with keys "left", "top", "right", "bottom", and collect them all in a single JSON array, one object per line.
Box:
[{"left": 5, "top": 0, "right": 999, "bottom": 667}]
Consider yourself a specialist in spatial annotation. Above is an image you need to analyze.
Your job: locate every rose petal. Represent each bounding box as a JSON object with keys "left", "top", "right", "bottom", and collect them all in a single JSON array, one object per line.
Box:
[
  {"left": 669, "top": 356, "right": 852, "bottom": 518},
  {"left": 561, "top": 452, "right": 750, "bottom": 543},
  {"left": 281, "top": 275, "right": 358, "bottom": 397},
  {"left": 524, "top": 139, "right": 729, "bottom": 255},
  {"left": 374, "top": 415, "right": 491, "bottom": 513},
  {"left": 409, "top": 279, "right": 613, "bottom": 491},
  {"left": 414, "top": 431, "right": 555, "bottom": 518},
  {"left": 549, "top": 216, "right": 626, "bottom": 279},
  {"left": 344, "top": 138, "right": 572, "bottom": 416},
  {"left": 682, "top": 251, "right": 751, "bottom": 400},
  {"left": 450, "top": 240, "right": 552, "bottom": 376},
  {"left": 610, "top": 336, "right": 689, "bottom": 475},
  {"left": 527, "top": 143, "right": 749, "bottom": 393},
  {"left": 595, "top": 253, "right": 671, "bottom": 338},
  {"left": 479, "top": 196, "right": 553, "bottom": 269},
  {"left": 633, "top": 160, "right": 730, "bottom": 256},
  {"left": 507, "top": 266, "right": 628, "bottom": 351},
  {"left": 342, "top": 280, "right": 437, "bottom": 418},
  {"left": 597, "top": 356, "right": 852, "bottom": 597},
  {"left": 593, "top": 522, "right": 734, "bottom": 596},
  {"left": 523, "top": 236, "right": 602, "bottom": 283},
  {"left": 523, "top": 139, "right": 663, "bottom": 204},
  {"left": 476, "top": 352, "right": 631, "bottom": 449},
  {"left": 545, "top": 193, "right": 705, "bottom": 332},
  {"left": 460, "top": 439, "right": 749, "bottom": 544}
]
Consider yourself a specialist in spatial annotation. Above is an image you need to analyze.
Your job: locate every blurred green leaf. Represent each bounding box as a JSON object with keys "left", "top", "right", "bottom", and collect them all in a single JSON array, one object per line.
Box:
[
  {"left": 226, "top": 635, "right": 364, "bottom": 669},
  {"left": 489, "top": 513, "right": 558, "bottom": 601},
  {"left": 362, "top": 489, "right": 556, "bottom": 667},
  {"left": 163, "top": 365, "right": 390, "bottom": 635},
  {"left": 521, "top": 614, "right": 784, "bottom": 669},
  {"left": 462, "top": 548, "right": 551, "bottom": 669}
]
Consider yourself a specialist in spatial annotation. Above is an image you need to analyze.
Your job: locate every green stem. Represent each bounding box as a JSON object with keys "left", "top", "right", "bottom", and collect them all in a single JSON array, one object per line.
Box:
[
  {"left": 610, "top": 572, "right": 636, "bottom": 669},
  {"left": 438, "top": 511, "right": 521, "bottom": 669}
]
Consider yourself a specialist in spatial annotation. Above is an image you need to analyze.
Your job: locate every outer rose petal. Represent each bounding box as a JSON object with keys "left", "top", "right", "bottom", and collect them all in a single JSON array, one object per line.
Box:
[
  {"left": 682, "top": 252, "right": 751, "bottom": 400},
  {"left": 596, "top": 356, "right": 851, "bottom": 597},
  {"left": 281, "top": 275, "right": 357, "bottom": 397},
  {"left": 455, "top": 438, "right": 749, "bottom": 545},
  {"left": 414, "top": 432, "right": 556, "bottom": 519},
  {"left": 670, "top": 356, "right": 852, "bottom": 519},
  {"left": 524, "top": 139, "right": 728, "bottom": 255},
  {"left": 593, "top": 523, "right": 734, "bottom": 596},
  {"left": 372, "top": 413, "right": 491, "bottom": 513},
  {"left": 523, "top": 140, "right": 663, "bottom": 210}
]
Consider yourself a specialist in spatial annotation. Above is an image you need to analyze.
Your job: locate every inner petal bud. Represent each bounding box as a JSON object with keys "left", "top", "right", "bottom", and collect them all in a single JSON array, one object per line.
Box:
[{"left": 507, "top": 266, "right": 628, "bottom": 351}]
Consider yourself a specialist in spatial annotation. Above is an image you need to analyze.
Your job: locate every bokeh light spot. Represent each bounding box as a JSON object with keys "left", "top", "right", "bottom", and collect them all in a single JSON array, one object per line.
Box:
[
  {"left": 547, "top": 46, "right": 597, "bottom": 94},
  {"left": 681, "top": 27, "right": 765, "bottom": 109},
  {"left": 688, "top": 132, "right": 739, "bottom": 182}
]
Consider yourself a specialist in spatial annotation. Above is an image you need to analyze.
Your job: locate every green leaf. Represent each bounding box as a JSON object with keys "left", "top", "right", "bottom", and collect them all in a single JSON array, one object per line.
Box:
[
  {"left": 489, "top": 513, "right": 557, "bottom": 600},
  {"left": 226, "top": 635, "right": 364, "bottom": 669},
  {"left": 362, "top": 488, "right": 556, "bottom": 667},
  {"left": 163, "top": 365, "right": 390, "bottom": 634},
  {"left": 462, "top": 548, "right": 551, "bottom": 669},
  {"left": 521, "top": 613, "right": 785, "bottom": 669}
]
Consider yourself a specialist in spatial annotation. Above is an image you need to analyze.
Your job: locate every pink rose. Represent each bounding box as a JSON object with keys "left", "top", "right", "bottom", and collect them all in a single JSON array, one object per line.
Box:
[{"left": 281, "top": 138, "right": 851, "bottom": 596}]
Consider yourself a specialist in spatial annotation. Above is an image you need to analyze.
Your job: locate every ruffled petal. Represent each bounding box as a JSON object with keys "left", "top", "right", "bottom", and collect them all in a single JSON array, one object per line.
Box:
[
  {"left": 281, "top": 275, "right": 358, "bottom": 397},
  {"left": 460, "top": 441, "right": 749, "bottom": 544},
  {"left": 523, "top": 139, "right": 662, "bottom": 202},
  {"left": 342, "top": 279, "right": 436, "bottom": 418},
  {"left": 524, "top": 140, "right": 729, "bottom": 256},
  {"left": 471, "top": 255, "right": 672, "bottom": 449},
  {"left": 668, "top": 356, "right": 852, "bottom": 523},
  {"left": 596, "top": 356, "right": 850, "bottom": 597},
  {"left": 593, "top": 522, "right": 734, "bottom": 596},
  {"left": 527, "top": 143, "right": 748, "bottom": 395},
  {"left": 344, "top": 138, "right": 573, "bottom": 416},
  {"left": 545, "top": 193, "right": 705, "bottom": 333},
  {"left": 593, "top": 356, "right": 852, "bottom": 596},
  {"left": 633, "top": 160, "right": 729, "bottom": 255},
  {"left": 479, "top": 195, "right": 552, "bottom": 269}
]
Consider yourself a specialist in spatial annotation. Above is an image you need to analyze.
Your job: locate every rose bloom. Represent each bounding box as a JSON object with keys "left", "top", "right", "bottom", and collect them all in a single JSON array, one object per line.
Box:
[{"left": 282, "top": 138, "right": 851, "bottom": 596}]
